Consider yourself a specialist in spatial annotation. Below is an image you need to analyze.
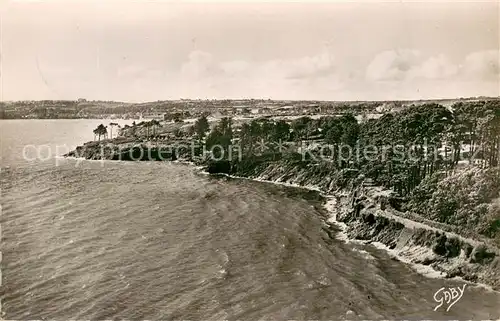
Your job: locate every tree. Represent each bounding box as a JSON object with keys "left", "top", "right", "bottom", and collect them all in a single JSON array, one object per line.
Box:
[
  {"left": 131, "top": 121, "right": 137, "bottom": 137},
  {"left": 143, "top": 122, "right": 150, "bottom": 137},
  {"left": 272, "top": 120, "right": 290, "bottom": 142},
  {"left": 239, "top": 122, "right": 253, "bottom": 155},
  {"left": 193, "top": 116, "right": 210, "bottom": 141},
  {"left": 324, "top": 121, "right": 343, "bottom": 145},
  {"left": 341, "top": 122, "right": 359, "bottom": 147},
  {"left": 150, "top": 119, "right": 161, "bottom": 137},
  {"left": 218, "top": 117, "right": 233, "bottom": 151},
  {"left": 337, "top": 113, "right": 359, "bottom": 146},
  {"left": 291, "top": 116, "right": 313, "bottom": 140},
  {"left": 260, "top": 119, "right": 274, "bottom": 140},
  {"left": 93, "top": 124, "right": 108, "bottom": 141},
  {"left": 143, "top": 121, "right": 159, "bottom": 138},
  {"left": 109, "top": 122, "right": 119, "bottom": 139},
  {"left": 206, "top": 117, "right": 233, "bottom": 159}
]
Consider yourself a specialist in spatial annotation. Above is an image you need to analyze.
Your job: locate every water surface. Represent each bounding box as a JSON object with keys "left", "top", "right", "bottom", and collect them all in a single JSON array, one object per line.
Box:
[{"left": 1, "top": 120, "right": 499, "bottom": 320}]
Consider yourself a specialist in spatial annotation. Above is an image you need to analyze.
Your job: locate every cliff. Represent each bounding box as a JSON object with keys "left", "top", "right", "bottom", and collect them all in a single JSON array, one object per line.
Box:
[
  {"left": 64, "top": 138, "right": 203, "bottom": 162},
  {"left": 225, "top": 158, "right": 500, "bottom": 290},
  {"left": 64, "top": 143, "right": 500, "bottom": 290}
]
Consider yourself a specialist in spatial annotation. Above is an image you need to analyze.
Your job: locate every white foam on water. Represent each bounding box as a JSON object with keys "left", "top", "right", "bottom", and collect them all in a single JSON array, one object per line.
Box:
[
  {"left": 324, "top": 196, "right": 351, "bottom": 242},
  {"left": 370, "top": 241, "right": 445, "bottom": 279},
  {"left": 252, "top": 175, "right": 322, "bottom": 192},
  {"left": 370, "top": 241, "right": 500, "bottom": 293},
  {"left": 175, "top": 163, "right": 500, "bottom": 294},
  {"left": 351, "top": 247, "right": 376, "bottom": 260}
]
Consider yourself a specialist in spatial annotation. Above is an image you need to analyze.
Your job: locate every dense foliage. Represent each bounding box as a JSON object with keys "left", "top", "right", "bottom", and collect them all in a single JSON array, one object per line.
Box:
[
  {"left": 201, "top": 99, "right": 500, "bottom": 241},
  {"left": 93, "top": 124, "right": 108, "bottom": 141},
  {"left": 405, "top": 167, "right": 500, "bottom": 242}
]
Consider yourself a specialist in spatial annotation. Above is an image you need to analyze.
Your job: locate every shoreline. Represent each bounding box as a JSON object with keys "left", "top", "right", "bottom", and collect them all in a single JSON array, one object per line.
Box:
[
  {"left": 248, "top": 178, "right": 499, "bottom": 292},
  {"left": 62, "top": 141, "right": 500, "bottom": 292},
  {"left": 188, "top": 163, "right": 500, "bottom": 292}
]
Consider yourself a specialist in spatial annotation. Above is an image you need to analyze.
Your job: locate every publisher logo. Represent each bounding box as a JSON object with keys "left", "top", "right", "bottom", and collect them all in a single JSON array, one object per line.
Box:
[{"left": 433, "top": 284, "right": 466, "bottom": 312}]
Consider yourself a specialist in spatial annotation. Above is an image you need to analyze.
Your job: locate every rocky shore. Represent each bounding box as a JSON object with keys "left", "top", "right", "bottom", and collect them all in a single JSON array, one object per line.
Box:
[
  {"left": 64, "top": 138, "right": 202, "bottom": 162},
  {"left": 336, "top": 188, "right": 500, "bottom": 290},
  {"left": 65, "top": 141, "right": 500, "bottom": 290},
  {"left": 224, "top": 159, "right": 500, "bottom": 291}
]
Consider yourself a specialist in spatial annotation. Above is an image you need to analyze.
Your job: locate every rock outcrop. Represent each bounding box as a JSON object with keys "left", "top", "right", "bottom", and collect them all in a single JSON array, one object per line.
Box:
[
  {"left": 65, "top": 139, "right": 202, "bottom": 162},
  {"left": 335, "top": 188, "right": 500, "bottom": 290},
  {"left": 226, "top": 158, "right": 500, "bottom": 290}
]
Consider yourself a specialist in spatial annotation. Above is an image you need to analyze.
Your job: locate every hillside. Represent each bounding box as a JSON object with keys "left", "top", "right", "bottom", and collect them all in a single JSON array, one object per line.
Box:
[{"left": 1, "top": 97, "right": 499, "bottom": 120}]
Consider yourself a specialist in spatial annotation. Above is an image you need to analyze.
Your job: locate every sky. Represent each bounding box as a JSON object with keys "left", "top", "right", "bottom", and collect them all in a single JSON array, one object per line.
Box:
[{"left": 1, "top": 1, "right": 499, "bottom": 101}]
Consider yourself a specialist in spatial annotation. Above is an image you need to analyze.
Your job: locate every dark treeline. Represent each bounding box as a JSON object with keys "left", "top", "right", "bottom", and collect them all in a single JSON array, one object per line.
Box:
[
  {"left": 356, "top": 101, "right": 500, "bottom": 195},
  {"left": 80, "top": 100, "right": 500, "bottom": 241},
  {"left": 204, "top": 101, "right": 500, "bottom": 197},
  {"left": 200, "top": 101, "right": 500, "bottom": 242}
]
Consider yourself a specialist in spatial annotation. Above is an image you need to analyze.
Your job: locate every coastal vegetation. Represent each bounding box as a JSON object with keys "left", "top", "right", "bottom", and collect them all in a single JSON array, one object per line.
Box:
[
  {"left": 67, "top": 99, "right": 500, "bottom": 287},
  {"left": 199, "top": 100, "right": 500, "bottom": 245},
  {"left": 192, "top": 115, "right": 209, "bottom": 141},
  {"left": 2, "top": 97, "right": 498, "bottom": 119},
  {"left": 93, "top": 124, "right": 108, "bottom": 141},
  {"left": 82, "top": 99, "right": 500, "bottom": 245},
  {"left": 405, "top": 167, "right": 500, "bottom": 244},
  {"left": 108, "top": 122, "right": 120, "bottom": 139}
]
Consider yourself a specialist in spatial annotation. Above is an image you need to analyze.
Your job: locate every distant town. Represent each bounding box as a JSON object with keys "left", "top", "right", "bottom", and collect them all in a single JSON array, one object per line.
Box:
[{"left": 1, "top": 97, "right": 498, "bottom": 121}]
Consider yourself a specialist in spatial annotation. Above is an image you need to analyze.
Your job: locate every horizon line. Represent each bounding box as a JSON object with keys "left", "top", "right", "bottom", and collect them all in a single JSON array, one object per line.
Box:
[{"left": 2, "top": 95, "right": 500, "bottom": 104}]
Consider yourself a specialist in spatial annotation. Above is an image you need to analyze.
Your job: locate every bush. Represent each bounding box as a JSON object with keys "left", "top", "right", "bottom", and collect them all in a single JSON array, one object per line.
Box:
[
  {"left": 407, "top": 166, "right": 500, "bottom": 240},
  {"left": 404, "top": 171, "right": 444, "bottom": 213},
  {"left": 470, "top": 244, "right": 496, "bottom": 264},
  {"left": 206, "top": 160, "right": 231, "bottom": 174}
]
